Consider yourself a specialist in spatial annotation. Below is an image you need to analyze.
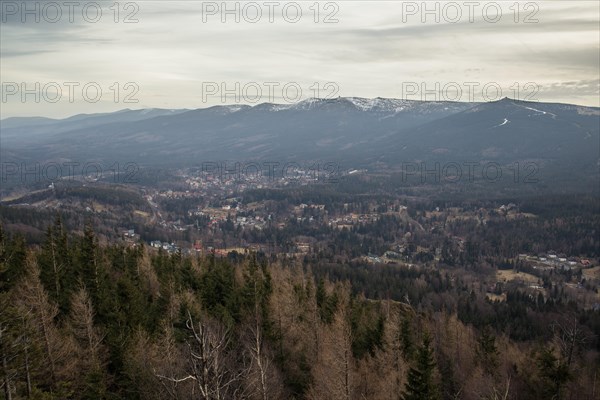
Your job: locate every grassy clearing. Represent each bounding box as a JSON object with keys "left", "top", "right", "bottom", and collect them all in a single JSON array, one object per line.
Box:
[
  {"left": 582, "top": 266, "right": 600, "bottom": 280},
  {"left": 497, "top": 269, "right": 540, "bottom": 284}
]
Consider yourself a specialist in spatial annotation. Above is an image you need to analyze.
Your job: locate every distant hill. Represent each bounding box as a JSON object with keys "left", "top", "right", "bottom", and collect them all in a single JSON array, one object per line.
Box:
[
  {"left": 382, "top": 98, "right": 599, "bottom": 161},
  {"left": 1, "top": 97, "right": 598, "bottom": 189}
]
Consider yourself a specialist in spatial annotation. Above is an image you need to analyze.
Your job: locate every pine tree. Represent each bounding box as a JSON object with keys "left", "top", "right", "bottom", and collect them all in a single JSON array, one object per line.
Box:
[
  {"left": 38, "top": 215, "right": 71, "bottom": 311},
  {"left": 80, "top": 223, "right": 99, "bottom": 296},
  {"left": 0, "top": 292, "right": 21, "bottom": 400},
  {"left": 476, "top": 325, "right": 499, "bottom": 376},
  {"left": 1, "top": 232, "right": 27, "bottom": 292},
  {"left": 401, "top": 333, "right": 439, "bottom": 400},
  {"left": 400, "top": 318, "right": 414, "bottom": 360},
  {"left": 535, "top": 347, "right": 571, "bottom": 400}
]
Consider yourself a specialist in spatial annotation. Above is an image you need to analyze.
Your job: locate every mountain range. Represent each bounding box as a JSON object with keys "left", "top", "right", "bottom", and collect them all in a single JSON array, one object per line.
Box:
[{"left": 1, "top": 97, "right": 598, "bottom": 186}]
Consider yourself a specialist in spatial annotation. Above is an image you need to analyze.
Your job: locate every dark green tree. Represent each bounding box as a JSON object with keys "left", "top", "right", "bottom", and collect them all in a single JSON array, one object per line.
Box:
[
  {"left": 400, "top": 318, "right": 414, "bottom": 361},
  {"left": 79, "top": 223, "right": 99, "bottom": 296},
  {"left": 38, "top": 215, "right": 71, "bottom": 311},
  {"left": 476, "top": 325, "right": 499, "bottom": 376},
  {"left": 0, "top": 230, "right": 27, "bottom": 292},
  {"left": 316, "top": 278, "right": 338, "bottom": 323},
  {"left": 402, "top": 333, "right": 439, "bottom": 400},
  {"left": 535, "top": 348, "right": 571, "bottom": 400},
  {"left": 199, "top": 256, "right": 241, "bottom": 326}
]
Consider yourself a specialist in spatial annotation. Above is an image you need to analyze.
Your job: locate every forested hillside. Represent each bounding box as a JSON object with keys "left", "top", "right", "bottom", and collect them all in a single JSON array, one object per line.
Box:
[{"left": 1, "top": 219, "right": 598, "bottom": 400}]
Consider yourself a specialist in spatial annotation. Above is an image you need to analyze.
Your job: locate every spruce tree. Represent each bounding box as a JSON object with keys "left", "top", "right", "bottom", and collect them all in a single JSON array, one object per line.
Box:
[
  {"left": 536, "top": 348, "right": 571, "bottom": 400},
  {"left": 402, "top": 333, "right": 439, "bottom": 400},
  {"left": 80, "top": 224, "right": 98, "bottom": 287},
  {"left": 400, "top": 318, "right": 414, "bottom": 360},
  {"left": 38, "top": 215, "right": 71, "bottom": 310},
  {"left": 476, "top": 325, "right": 499, "bottom": 376}
]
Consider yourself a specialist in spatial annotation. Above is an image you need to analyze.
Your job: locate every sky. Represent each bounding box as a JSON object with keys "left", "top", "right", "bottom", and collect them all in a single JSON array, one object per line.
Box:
[{"left": 1, "top": 0, "right": 599, "bottom": 118}]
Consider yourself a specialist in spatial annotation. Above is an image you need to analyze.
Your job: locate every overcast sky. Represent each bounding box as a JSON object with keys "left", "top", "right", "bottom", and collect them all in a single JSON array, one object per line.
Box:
[{"left": 1, "top": 0, "right": 598, "bottom": 118}]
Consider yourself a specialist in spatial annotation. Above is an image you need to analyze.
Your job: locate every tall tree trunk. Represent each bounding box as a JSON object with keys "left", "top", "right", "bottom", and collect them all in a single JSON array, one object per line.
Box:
[
  {"left": 344, "top": 348, "right": 350, "bottom": 400},
  {"left": 253, "top": 306, "right": 268, "bottom": 400},
  {"left": 50, "top": 237, "right": 60, "bottom": 299},
  {"left": 2, "top": 355, "right": 11, "bottom": 400},
  {"left": 24, "top": 341, "right": 32, "bottom": 398},
  {"left": 1, "top": 327, "right": 12, "bottom": 400},
  {"left": 41, "top": 311, "right": 57, "bottom": 384}
]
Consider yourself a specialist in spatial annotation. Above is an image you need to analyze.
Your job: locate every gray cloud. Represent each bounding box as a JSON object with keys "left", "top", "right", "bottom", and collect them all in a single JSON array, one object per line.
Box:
[
  {"left": 0, "top": 48, "right": 54, "bottom": 57},
  {"left": 0, "top": 0, "right": 598, "bottom": 117}
]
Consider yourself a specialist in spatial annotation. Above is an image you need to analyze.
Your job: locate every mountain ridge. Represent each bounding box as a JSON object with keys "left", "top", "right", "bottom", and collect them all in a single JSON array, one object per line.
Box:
[{"left": 2, "top": 98, "right": 598, "bottom": 187}]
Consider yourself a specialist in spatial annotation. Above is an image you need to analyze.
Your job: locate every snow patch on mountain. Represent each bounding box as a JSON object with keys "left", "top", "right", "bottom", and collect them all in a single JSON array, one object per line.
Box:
[
  {"left": 265, "top": 98, "right": 324, "bottom": 111},
  {"left": 260, "top": 97, "right": 476, "bottom": 116},
  {"left": 269, "top": 104, "right": 294, "bottom": 111},
  {"left": 518, "top": 104, "right": 557, "bottom": 119},
  {"left": 223, "top": 105, "right": 247, "bottom": 113},
  {"left": 345, "top": 97, "right": 425, "bottom": 113},
  {"left": 345, "top": 97, "right": 405, "bottom": 111},
  {"left": 493, "top": 118, "right": 510, "bottom": 128}
]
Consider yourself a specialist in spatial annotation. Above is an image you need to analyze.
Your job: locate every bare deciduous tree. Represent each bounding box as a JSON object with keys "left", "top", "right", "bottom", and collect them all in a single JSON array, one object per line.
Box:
[
  {"left": 481, "top": 376, "right": 511, "bottom": 400},
  {"left": 156, "top": 311, "right": 245, "bottom": 400},
  {"left": 552, "top": 317, "right": 587, "bottom": 368},
  {"left": 0, "top": 322, "right": 18, "bottom": 400},
  {"left": 69, "top": 286, "right": 106, "bottom": 371},
  {"left": 307, "top": 286, "right": 354, "bottom": 400},
  {"left": 14, "top": 259, "right": 77, "bottom": 389},
  {"left": 243, "top": 308, "right": 285, "bottom": 400}
]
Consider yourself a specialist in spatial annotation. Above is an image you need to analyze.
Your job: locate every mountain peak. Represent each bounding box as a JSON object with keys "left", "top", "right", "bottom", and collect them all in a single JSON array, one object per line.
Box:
[{"left": 496, "top": 97, "right": 515, "bottom": 103}]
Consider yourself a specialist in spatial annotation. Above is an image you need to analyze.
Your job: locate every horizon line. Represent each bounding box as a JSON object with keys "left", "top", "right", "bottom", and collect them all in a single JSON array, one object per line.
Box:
[{"left": 2, "top": 96, "right": 599, "bottom": 121}]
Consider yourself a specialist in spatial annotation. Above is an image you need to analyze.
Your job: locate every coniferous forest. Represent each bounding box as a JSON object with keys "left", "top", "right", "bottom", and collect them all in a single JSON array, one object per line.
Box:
[{"left": 1, "top": 217, "right": 599, "bottom": 400}]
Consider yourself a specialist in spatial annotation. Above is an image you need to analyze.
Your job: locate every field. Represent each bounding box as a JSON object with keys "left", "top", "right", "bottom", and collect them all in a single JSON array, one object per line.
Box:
[
  {"left": 582, "top": 266, "right": 600, "bottom": 280},
  {"left": 486, "top": 293, "right": 507, "bottom": 302},
  {"left": 497, "top": 269, "right": 540, "bottom": 284}
]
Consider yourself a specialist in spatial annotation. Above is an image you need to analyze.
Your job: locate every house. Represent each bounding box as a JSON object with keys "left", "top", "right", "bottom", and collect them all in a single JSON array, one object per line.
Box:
[
  {"left": 296, "top": 243, "right": 310, "bottom": 253},
  {"left": 367, "top": 254, "right": 382, "bottom": 263},
  {"left": 384, "top": 251, "right": 401, "bottom": 259},
  {"left": 213, "top": 249, "right": 229, "bottom": 256}
]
